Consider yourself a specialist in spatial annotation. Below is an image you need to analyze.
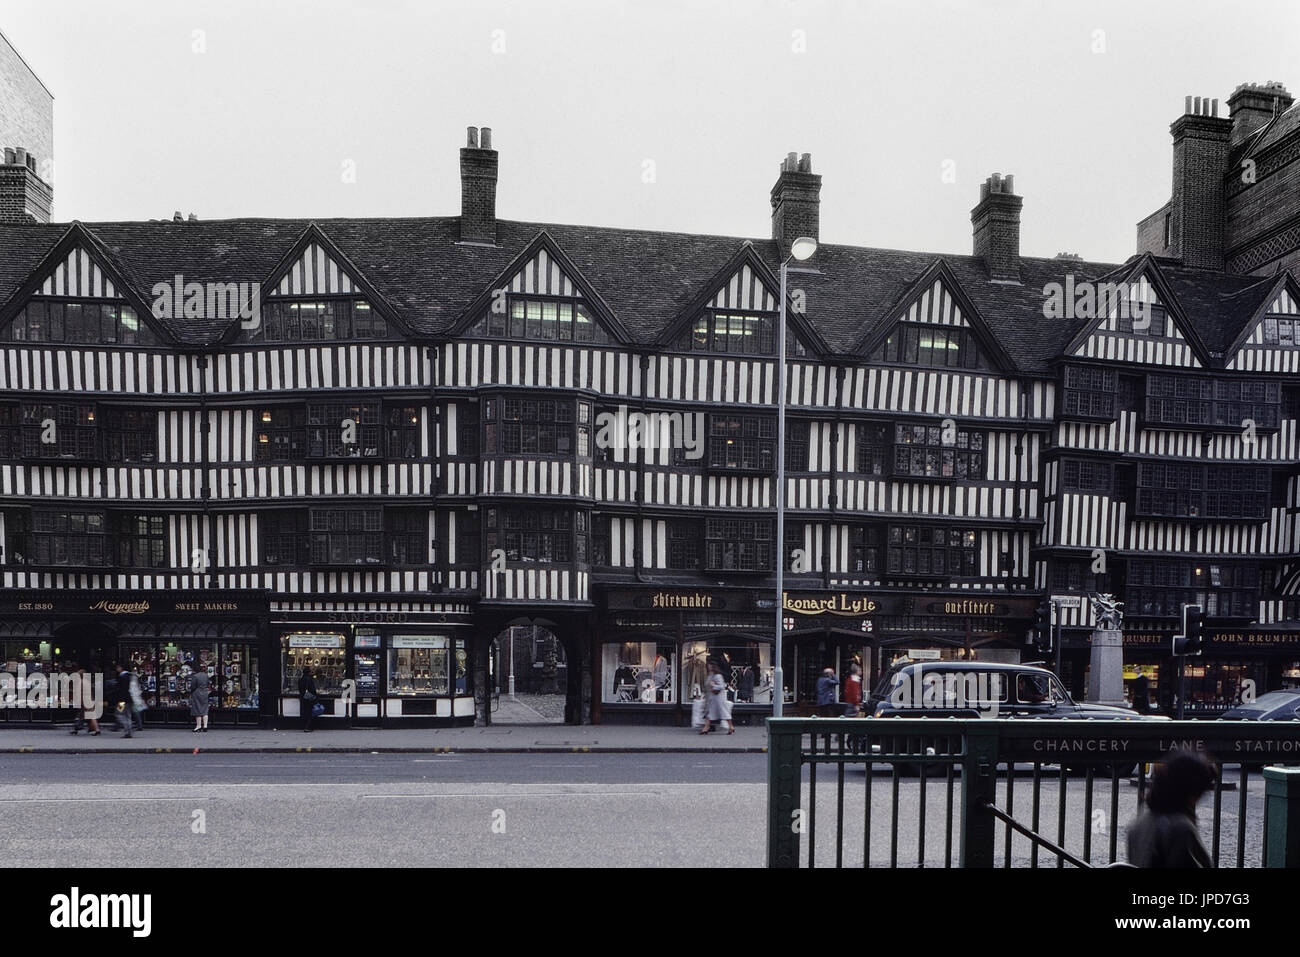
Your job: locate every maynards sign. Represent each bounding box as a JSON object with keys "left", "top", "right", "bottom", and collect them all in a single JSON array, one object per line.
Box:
[
  {"left": 783, "top": 592, "right": 878, "bottom": 616},
  {"left": 88, "top": 600, "right": 150, "bottom": 615}
]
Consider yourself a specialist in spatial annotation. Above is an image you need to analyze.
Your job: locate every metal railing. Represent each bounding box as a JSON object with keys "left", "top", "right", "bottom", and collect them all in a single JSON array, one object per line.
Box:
[{"left": 766, "top": 718, "right": 1300, "bottom": 868}]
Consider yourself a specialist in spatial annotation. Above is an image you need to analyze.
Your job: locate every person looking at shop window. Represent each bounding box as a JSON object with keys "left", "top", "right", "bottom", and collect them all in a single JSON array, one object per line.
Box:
[
  {"left": 189, "top": 665, "right": 210, "bottom": 733},
  {"left": 299, "top": 666, "right": 320, "bottom": 732}
]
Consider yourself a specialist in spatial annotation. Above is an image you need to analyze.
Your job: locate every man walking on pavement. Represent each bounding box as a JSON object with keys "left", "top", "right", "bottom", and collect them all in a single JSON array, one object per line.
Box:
[
  {"left": 113, "top": 662, "right": 137, "bottom": 738},
  {"left": 816, "top": 667, "right": 840, "bottom": 717}
]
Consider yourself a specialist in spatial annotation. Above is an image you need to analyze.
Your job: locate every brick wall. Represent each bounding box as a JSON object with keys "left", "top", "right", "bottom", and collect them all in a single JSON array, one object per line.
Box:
[{"left": 0, "top": 31, "right": 53, "bottom": 178}]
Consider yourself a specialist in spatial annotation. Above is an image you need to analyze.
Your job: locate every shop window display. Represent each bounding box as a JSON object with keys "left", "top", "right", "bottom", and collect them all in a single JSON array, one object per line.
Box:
[
  {"left": 155, "top": 643, "right": 218, "bottom": 710},
  {"left": 603, "top": 641, "right": 675, "bottom": 704},
  {"left": 680, "top": 640, "right": 772, "bottom": 704},
  {"left": 388, "top": 636, "right": 450, "bottom": 696},
  {"left": 281, "top": 634, "right": 347, "bottom": 696},
  {"left": 220, "top": 646, "right": 259, "bottom": 710}
]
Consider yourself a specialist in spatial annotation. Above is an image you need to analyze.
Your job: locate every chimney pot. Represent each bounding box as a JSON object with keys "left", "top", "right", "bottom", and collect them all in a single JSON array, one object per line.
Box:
[
  {"left": 971, "top": 173, "right": 1023, "bottom": 282},
  {"left": 3, "top": 148, "right": 14, "bottom": 165},
  {"left": 466, "top": 126, "right": 479, "bottom": 148},
  {"left": 188, "top": 213, "right": 198, "bottom": 222},
  {"left": 173, "top": 210, "right": 183, "bottom": 222},
  {"left": 770, "top": 150, "right": 822, "bottom": 257},
  {"left": 459, "top": 126, "right": 499, "bottom": 244}
]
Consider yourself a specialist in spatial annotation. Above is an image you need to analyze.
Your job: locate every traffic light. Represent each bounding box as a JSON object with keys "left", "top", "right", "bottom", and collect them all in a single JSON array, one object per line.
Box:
[
  {"left": 1171, "top": 604, "right": 1205, "bottom": 657},
  {"left": 1184, "top": 604, "right": 1205, "bottom": 656},
  {"left": 1034, "top": 600, "right": 1052, "bottom": 652}
]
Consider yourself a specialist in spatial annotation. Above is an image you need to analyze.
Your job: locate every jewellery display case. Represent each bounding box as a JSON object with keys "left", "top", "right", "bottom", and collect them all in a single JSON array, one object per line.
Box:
[
  {"left": 156, "top": 643, "right": 218, "bottom": 710},
  {"left": 388, "top": 635, "right": 450, "bottom": 696},
  {"left": 281, "top": 633, "right": 347, "bottom": 696}
]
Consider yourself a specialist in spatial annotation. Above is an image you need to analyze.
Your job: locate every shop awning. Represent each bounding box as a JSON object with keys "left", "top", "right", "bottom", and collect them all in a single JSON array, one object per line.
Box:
[
  {"left": 113, "top": 622, "right": 260, "bottom": 641},
  {"left": 0, "top": 621, "right": 54, "bottom": 638}
]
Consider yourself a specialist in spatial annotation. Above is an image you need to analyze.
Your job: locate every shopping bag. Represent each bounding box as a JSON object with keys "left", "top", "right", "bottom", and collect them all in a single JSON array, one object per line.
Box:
[
  {"left": 691, "top": 698, "right": 706, "bottom": 728},
  {"left": 311, "top": 702, "right": 326, "bottom": 718}
]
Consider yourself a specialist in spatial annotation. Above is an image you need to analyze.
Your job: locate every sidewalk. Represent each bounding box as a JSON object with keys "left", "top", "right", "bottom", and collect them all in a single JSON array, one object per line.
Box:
[{"left": 0, "top": 721, "right": 769, "bottom": 754}]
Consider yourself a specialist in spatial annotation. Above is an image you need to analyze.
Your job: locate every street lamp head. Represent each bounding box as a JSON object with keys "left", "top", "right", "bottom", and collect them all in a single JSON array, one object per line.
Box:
[{"left": 790, "top": 236, "right": 818, "bottom": 261}]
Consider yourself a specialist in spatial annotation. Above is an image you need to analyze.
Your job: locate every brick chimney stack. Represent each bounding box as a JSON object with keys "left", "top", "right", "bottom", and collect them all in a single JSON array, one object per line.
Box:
[
  {"left": 459, "top": 126, "right": 498, "bottom": 245},
  {"left": 0, "top": 146, "right": 52, "bottom": 223},
  {"left": 1168, "top": 95, "right": 1233, "bottom": 269},
  {"left": 770, "top": 152, "right": 821, "bottom": 258},
  {"left": 971, "top": 173, "right": 1022, "bottom": 282},
  {"left": 1227, "top": 81, "right": 1293, "bottom": 145}
]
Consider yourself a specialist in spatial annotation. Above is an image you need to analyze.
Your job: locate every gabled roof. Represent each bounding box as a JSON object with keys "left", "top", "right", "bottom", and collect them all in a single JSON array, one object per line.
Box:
[
  {"left": 0, "top": 222, "right": 167, "bottom": 342},
  {"left": 0, "top": 215, "right": 1280, "bottom": 374},
  {"left": 238, "top": 222, "right": 414, "bottom": 343},
  {"left": 1058, "top": 254, "right": 1229, "bottom": 366},
  {"left": 448, "top": 229, "right": 632, "bottom": 344},
  {"left": 653, "top": 241, "right": 829, "bottom": 355},
  {"left": 854, "top": 259, "right": 1016, "bottom": 373},
  {"left": 1222, "top": 272, "right": 1300, "bottom": 358}
]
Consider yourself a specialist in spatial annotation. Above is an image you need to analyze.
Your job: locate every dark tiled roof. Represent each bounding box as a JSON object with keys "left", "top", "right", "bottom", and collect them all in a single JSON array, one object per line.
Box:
[
  {"left": 0, "top": 215, "right": 1280, "bottom": 373},
  {"left": 1156, "top": 264, "right": 1276, "bottom": 356}
]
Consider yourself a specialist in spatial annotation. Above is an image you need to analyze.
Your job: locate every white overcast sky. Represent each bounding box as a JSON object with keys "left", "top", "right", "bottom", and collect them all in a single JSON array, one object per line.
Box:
[{"left": 4, "top": 0, "right": 1298, "bottom": 264}]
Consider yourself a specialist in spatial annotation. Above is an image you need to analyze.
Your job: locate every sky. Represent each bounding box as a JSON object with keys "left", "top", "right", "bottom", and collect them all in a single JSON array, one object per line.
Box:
[{"left": 2, "top": 0, "right": 1298, "bottom": 264}]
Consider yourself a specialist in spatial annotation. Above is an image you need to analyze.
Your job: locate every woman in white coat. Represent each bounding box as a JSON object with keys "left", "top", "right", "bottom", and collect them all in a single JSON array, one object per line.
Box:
[{"left": 699, "top": 662, "right": 735, "bottom": 735}]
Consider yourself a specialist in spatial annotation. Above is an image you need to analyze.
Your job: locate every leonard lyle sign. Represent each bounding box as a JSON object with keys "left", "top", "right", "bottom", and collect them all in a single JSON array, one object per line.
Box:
[{"left": 783, "top": 592, "right": 879, "bottom": 617}]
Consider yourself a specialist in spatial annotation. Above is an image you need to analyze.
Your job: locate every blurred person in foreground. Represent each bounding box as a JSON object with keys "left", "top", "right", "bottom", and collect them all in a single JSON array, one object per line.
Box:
[{"left": 1126, "top": 750, "right": 1216, "bottom": 868}]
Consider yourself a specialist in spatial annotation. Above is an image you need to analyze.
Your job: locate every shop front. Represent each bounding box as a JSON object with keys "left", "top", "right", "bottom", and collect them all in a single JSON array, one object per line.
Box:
[
  {"left": 270, "top": 602, "right": 475, "bottom": 727},
  {"left": 595, "top": 586, "right": 772, "bottom": 725},
  {"left": 779, "top": 592, "right": 1035, "bottom": 712},
  {"left": 593, "top": 586, "right": 1035, "bottom": 724},
  {"left": 0, "top": 590, "right": 268, "bottom": 726},
  {"left": 1063, "top": 627, "right": 1300, "bottom": 716}
]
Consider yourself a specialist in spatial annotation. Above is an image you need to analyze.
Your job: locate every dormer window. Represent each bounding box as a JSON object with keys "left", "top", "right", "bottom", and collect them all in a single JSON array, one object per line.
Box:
[
  {"left": 250, "top": 299, "right": 390, "bottom": 342},
  {"left": 869, "top": 323, "right": 988, "bottom": 369},
  {"left": 1262, "top": 316, "right": 1299, "bottom": 346},
  {"left": 470, "top": 296, "right": 609, "bottom": 343},
  {"left": 2, "top": 301, "right": 157, "bottom": 345},
  {"left": 673, "top": 310, "right": 806, "bottom": 357}
]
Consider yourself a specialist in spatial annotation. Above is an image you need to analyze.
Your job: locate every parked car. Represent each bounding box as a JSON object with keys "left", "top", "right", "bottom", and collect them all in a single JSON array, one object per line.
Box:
[
  {"left": 864, "top": 661, "right": 1168, "bottom": 721},
  {"left": 856, "top": 660, "right": 1166, "bottom": 775},
  {"left": 1220, "top": 689, "right": 1300, "bottom": 721}
]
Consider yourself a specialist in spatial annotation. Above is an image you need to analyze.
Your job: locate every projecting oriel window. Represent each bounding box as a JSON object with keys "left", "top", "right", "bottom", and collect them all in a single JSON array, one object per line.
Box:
[{"left": 893, "top": 424, "right": 984, "bottom": 480}]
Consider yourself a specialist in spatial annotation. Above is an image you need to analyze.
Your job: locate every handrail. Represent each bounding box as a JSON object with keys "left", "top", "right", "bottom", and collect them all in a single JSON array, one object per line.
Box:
[{"left": 979, "top": 799, "right": 1089, "bottom": 868}]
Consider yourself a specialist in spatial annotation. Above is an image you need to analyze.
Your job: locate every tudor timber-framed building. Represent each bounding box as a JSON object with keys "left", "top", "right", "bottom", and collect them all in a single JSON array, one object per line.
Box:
[{"left": 2, "top": 85, "right": 1300, "bottom": 727}]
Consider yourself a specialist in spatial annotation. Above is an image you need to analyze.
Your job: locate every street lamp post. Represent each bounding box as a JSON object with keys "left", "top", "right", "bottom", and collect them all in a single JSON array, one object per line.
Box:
[{"left": 773, "top": 236, "right": 817, "bottom": 718}]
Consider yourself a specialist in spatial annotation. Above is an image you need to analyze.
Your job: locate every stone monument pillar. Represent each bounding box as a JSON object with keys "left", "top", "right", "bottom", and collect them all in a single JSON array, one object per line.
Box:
[{"left": 1086, "top": 593, "right": 1129, "bottom": 707}]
